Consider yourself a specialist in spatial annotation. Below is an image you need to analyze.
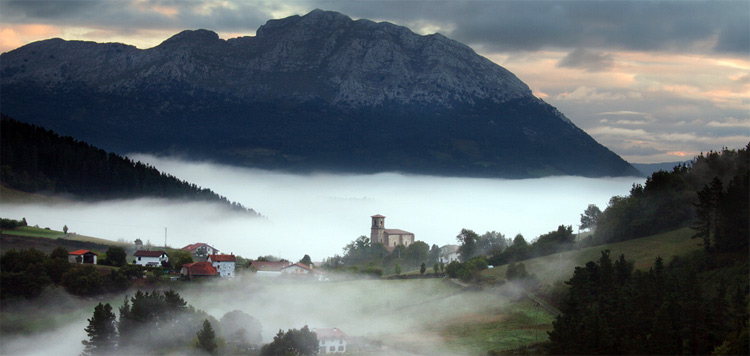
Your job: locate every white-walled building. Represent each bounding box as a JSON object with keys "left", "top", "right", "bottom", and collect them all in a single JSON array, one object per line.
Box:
[
  {"left": 281, "top": 263, "right": 313, "bottom": 275},
  {"left": 207, "top": 254, "right": 236, "bottom": 278},
  {"left": 182, "top": 243, "right": 219, "bottom": 258},
  {"left": 134, "top": 250, "right": 168, "bottom": 267},
  {"left": 315, "top": 327, "right": 347, "bottom": 354},
  {"left": 439, "top": 245, "right": 460, "bottom": 264}
]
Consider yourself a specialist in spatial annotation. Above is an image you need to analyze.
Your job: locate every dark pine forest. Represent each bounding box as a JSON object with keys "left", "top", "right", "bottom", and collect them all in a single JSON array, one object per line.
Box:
[{"left": 0, "top": 116, "right": 256, "bottom": 215}]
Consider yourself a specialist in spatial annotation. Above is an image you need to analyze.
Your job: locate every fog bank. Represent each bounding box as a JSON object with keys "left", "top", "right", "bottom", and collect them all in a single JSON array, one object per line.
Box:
[{"left": 1, "top": 155, "right": 643, "bottom": 260}]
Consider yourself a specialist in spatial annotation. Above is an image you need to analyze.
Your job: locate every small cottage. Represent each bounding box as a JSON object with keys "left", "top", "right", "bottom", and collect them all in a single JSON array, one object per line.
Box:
[
  {"left": 134, "top": 250, "right": 169, "bottom": 267},
  {"left": 68, "top": 250, "right": 97, "bottom": 264},
  {"left": 180, "top": 262, "right": 218, "bottom": 280},
  {"left": 207, "top": 254, "right": 236, "bottom": 278},
  {"left": 315, "top": 327, "right": 347, "bottom": 354},
  {"left": 439, "top": 245, "right": 460, "bottom": 264},
  {"left": 281, "top": 263, "right": 313, "bottom": 275},
  {"left": 249, "top": 261, "right": 290, "bottom": 278}
]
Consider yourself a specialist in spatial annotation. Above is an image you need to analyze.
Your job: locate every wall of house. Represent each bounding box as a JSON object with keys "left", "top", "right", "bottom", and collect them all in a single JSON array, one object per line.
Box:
[
  {"left": 135, "top": 256, "right": 161, "bottom": 266},
  {"left": 318, "top": 338, "right": 346, "bottom": 354},
  {"left": 211, "top": 261, "right": 235, "bottom": 277}
]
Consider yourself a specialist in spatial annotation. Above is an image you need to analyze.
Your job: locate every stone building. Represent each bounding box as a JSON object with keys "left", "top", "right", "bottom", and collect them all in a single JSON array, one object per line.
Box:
[{"left": 370, "top": 214, "right": 414, "bottom": 250}]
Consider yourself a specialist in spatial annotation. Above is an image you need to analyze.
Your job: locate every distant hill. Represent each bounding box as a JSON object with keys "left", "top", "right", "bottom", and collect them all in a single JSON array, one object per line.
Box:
[
  {"left": 0, "top": 116, "right": 259, "bottom": 215},
  {"left": 0, "top": 9, "right": 640, "bottom": 179},
  {"left": 631, "top": 160, "right": 691, "bottom": 176},
  {"left": 481, "top": 227, "right": 700, "bottom": 285}
]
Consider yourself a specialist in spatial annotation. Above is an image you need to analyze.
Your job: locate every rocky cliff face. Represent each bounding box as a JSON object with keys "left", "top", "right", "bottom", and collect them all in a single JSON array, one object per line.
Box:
[{"left": 0, "top": 9, "right": 640, "bottom": 178}]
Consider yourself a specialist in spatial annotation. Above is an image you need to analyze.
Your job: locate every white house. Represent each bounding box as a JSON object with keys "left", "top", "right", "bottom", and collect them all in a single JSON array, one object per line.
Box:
[
  {"left": 315, "top": 327, "right": 347, "bottom": 354},
  {"left": 134, "top": 250, "right": 168, "bottom": 267},
  {"left": 439, "top": 245, "right": 460, "bottom": 264},
  {"left": 181, "top": 243, "right": 219, "bottom": 258},
  {"left": 207, "top": 254, "right": 236, "bottom": 278},
  {"left": 281, "top": 263, "right": 313, "bottom": 275}
]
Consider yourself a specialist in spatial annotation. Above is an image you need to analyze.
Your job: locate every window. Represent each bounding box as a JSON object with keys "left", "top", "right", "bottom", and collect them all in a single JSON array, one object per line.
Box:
[
  {"left": 338, "top": 346, "right": 344, "bottom": 351},
  {"left": 329, "top": 346, "right": 335, "bottom": 352}
]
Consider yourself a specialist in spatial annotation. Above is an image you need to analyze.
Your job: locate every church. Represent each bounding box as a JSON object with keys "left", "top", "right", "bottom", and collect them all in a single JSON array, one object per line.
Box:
[{"left": 370, "top": 215, "right": 415, "bottom": 250}]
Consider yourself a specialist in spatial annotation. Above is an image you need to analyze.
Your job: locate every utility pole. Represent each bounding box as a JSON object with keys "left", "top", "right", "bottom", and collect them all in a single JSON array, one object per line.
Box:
[{"left": 164, "top": 227, "right": 167, "bottom": 248}]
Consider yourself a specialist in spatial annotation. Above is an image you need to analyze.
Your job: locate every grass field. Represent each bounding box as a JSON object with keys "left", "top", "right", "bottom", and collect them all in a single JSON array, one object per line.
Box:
[
  {"left": 435, "top": 297, "right": 555, "bottom": 354},
  {"left": 481, "top": 227, "right": 700, "bottom": 284},
  {"left": 1, "top": 226, "right": 132, "bottom": 247}
]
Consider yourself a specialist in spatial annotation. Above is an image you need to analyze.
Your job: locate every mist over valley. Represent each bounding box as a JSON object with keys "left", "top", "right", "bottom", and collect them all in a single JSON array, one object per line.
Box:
[{"left": 1, "top": 154, "right": 643, "bottom": 260}]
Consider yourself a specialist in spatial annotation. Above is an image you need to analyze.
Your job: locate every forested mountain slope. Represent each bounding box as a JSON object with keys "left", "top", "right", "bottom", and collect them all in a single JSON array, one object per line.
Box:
[{"left": 0, "top": 116, "right": 257, "bottom": 215}]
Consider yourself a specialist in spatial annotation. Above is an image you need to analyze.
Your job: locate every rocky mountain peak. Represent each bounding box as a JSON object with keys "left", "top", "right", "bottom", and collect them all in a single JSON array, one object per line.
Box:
[
  {"left": 157, "top": 29, "right": 222, "bottom": 48},
  {"left": 0, "top": 9, "right": 640, "bottom": 178}
]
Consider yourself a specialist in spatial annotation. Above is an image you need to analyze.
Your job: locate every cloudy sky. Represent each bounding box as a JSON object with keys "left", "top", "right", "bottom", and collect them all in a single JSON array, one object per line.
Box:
[{"left": 1, "top": 0, "right": 748, "bottom": 163}]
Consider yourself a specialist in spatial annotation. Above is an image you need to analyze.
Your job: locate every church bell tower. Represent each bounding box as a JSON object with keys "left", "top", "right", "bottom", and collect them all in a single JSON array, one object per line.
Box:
[{"left": 371, "top": 215, "right": 385, "bottom": 244}]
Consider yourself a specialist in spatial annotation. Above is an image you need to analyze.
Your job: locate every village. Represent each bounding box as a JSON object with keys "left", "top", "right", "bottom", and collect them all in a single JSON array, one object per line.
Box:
[
  {"left": 65, "top": 214, "right": 460, "bottom": 280},
  {"left": 52, "top": 214, "right": 466, "bottom": 354}
]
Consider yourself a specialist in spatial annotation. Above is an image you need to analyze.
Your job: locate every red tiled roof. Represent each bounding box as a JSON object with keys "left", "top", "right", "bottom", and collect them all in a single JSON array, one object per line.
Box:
[
  {"left": 208, "top": 254, "right": 236, "bottom": 262},
  {"left": 315, "top": 328, "right": 347, "bottom": 339},
  {"left": 181, "top": 243, "right": 216, "bottom": 252},
  {"left": 134, "top": 250, "right": 166, "bottom": 257},
  {"left": 69, "top": 249, "right": 94, "bottom": 255},
  {"left": 250, "top": 261, "right": 290, "bottom": 271},
  {"left": 283, "top": 263, "right": 312, "bottom": 271},
  {"left": 182, "top": 262, "right": 217, "bottom": 275}
]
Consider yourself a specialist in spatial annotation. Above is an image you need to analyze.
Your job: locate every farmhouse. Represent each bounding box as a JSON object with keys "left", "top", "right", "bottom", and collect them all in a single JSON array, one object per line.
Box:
[
  {"left": 315, "top": 327, "right": 347, "bottom": 354},
  {"left": 207, "top": 254, "right": 236, "bottom": 278},
  {"left": 180, "top": 261, "right": 218, "bottom": 280},
  {"left": 281, "top": 262, "right": 313, "bottom": 275},
  {"left": 440, "top": 245, "right": 460, "bottom": 264},
  {"left": 181, "top": 242, "right": 219, "bottom": 258},
  {"left": 68, "top": 250, "right": 97, "bottom": 264},
  {"left": 249, "top": 261, "right": 290, "bottom": 278},
  {"left": 134, "top": 250, "right": 168, "bottom": 267},
  {"left": 370, "top": 215, "right": 415, "bottom": 250}
]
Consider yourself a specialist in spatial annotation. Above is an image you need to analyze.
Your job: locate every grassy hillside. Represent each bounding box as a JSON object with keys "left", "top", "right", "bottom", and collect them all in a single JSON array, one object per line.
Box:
[
  {"left": 1, "top": 226, "right": 131, "bottom": 248},
  {"left": 481, "top": 227, "right": 699, "bottom": 284}
]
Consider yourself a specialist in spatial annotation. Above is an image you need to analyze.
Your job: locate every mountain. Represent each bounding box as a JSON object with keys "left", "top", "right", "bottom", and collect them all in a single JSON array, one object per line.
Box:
[{"left": 0, "top": 9, "right": 640, "bottom": 178}]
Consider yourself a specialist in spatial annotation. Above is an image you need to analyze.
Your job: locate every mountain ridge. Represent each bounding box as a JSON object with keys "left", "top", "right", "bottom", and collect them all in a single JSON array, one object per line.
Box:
[{"left": 0, "top": 9, "right": 641, "bottom": 178}]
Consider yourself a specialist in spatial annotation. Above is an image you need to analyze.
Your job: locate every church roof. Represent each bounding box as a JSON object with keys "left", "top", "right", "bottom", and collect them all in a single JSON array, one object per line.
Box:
[
  {"left": 371, "top": 214, "right": 385, "bottom": 218},
  {"left": 384, "top": 228, "right": 413, "bottom": 235}
]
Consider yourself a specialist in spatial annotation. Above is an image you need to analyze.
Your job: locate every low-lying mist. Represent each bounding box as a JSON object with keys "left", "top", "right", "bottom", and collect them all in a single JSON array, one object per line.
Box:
[
  {"left": 1, "top": 276, "right": 531, "bottom": 355},
  {"left": 0, "top": 154, "right": 643, "bottom": 260}
]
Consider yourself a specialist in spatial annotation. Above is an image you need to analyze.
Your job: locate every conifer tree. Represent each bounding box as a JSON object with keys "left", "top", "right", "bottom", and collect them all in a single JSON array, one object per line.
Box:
[
  {"left": 196, "top": 319, "right": 218, "bottom": 355},
  {"left": 82, "top": 303, "right": 117, "bottom": 356}
]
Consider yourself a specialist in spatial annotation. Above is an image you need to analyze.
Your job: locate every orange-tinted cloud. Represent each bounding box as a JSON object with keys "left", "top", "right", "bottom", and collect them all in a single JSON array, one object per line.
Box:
[{"left": 0, "top": 24, "right": 61, "bottom": 53}]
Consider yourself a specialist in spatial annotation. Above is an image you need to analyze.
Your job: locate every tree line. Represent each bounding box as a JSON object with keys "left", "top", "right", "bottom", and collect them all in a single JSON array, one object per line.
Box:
[
  {"left": 593, "top": 145, "right": 748, "bottom": 245},
  {"left": 548, "top": 248, "right": 748, "bottom": 355},
  {"left": 0, "top": 116, "right": 257, "bottom": 215},
  {"left": 0, "top": 246, "right": 167, "bottom": 299},
  {"left": 81, "top": 288, "right": 319, "bottom": 355}
]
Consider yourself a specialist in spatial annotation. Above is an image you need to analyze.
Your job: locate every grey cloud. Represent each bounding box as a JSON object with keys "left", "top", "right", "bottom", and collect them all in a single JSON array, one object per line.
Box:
[
  {"left": 314, "top": 1, "right": 750, "bottom": 56},
  {"left": 557, "top": 48, "right": 614, "bottom": 72},
  {"left": 2, "top": 0, "right": 747, "bottom": 55},
  {"left": 1, "top": 0, "right": 272, "bottom": 33}
]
